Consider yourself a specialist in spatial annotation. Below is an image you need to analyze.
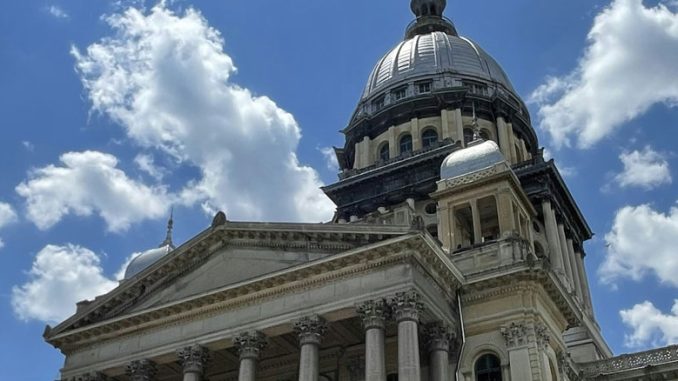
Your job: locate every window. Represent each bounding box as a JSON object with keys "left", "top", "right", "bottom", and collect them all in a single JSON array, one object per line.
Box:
[
  {"left": 453, "top": 203, "right": 475, "bottom": 249},
  {"left": 379, "top": 143, "right": 390, "bottom": 162},
  {"left": 399, "top": 134, "right": 413, "bottom": 154},
  {"left": 480, "top": 129, "right": 491, "bottom": 141},
  {"left": 373, "top": 95, "right": 385, "bottom": 111},
  {"left": 417, "top": 81, "right": 432, "bottom": 94},
  {"left": 463, "top": 128, "right": 475, "bottom": 146},
  {"left": 393, "top": 87, "right": 407, "bottom": 101},
  {"left": 475, "top": 354, "right": 502, "bottom": 381},
  {"left": 422, "top": 129, "right": 438, "bottom": 148},
  {"left": 478, "top": 196, "right": 499, "bottom": 242},
  {"left": 425, "top": 202, "right": 437, "bottom": 215}
]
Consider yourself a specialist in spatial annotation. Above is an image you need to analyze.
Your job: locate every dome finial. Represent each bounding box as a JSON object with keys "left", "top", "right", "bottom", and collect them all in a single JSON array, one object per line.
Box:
[
  {"left": 159, "top": 207, "right": 175, "bottom": 249},
  {"left": 406, "top": 0, "right": 456, "bottom": 38},
  {"left": 411, "top": 0, "right": 446, "bottom": 18}
]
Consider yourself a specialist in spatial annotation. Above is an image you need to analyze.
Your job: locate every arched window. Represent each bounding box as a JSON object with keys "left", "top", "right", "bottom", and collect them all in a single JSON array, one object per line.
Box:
[
  {"left": 379, "top": 143, "right": 390, "bottom": 162},
  {"left": 422, "top": 129, "right": 438, "bottom": 148},
  {"left": 480, "top": 129, "right": 491, "bottom": 141},
  {"left": 463, "top": 128, "right": 474, "bottom": 146},
  {"left": 400, "top": 134, "right": 413, "bottom": 154},
  {"left": 475, "top": 354, "right": 502, "bottom": 381}
]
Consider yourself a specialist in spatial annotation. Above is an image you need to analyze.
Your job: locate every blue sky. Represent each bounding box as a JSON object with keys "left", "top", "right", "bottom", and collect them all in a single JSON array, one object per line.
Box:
[{"left": 1, "top": 0, "right": 678, "bottom": 379}]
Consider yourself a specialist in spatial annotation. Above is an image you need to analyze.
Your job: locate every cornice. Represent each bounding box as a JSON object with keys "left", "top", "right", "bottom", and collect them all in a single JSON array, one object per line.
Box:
[{"left": 47, "top": 233, "right": 463, "bottom": 353}]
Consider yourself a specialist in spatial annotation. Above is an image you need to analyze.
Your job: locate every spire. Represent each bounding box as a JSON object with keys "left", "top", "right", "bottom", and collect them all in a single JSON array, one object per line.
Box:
[
  {"left": 159, "top": 208, "right": 175, "bottom": 249},
  {"left": 406, "top": 0, "right": 457, "bottom": 39}
]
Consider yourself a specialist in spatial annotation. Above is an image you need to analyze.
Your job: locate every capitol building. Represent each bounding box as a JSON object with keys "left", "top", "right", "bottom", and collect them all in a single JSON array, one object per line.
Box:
[{"left": 45, "top": 1, "right": 678, "bottom": 380}]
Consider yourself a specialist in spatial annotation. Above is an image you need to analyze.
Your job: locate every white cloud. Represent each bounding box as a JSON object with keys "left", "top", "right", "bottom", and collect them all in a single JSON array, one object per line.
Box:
[
  {"left": 620, "top": 300, "right": 678, "bottom": 348},
  {"left": 71, "top": 4, "right": 334, "bottom": 223},
  {"left": 16, "top": 151, "right": 170, "bottom": 232},
  {"left": 319, "top": 147, "right": 339, "bottom": 171},
  {"left": 11, "top": 244, "right": 117, "bottom": 323},
  {"left": 46, "top": 5, "right": 69, "bottom": 19},
  {"left": 134, "top": 153, "right": 167, "bottom": 181},
  {"left": 531, "top": 0, "right": 678, "bottom": 148},
  {"left": 600, "top": 203, "right": 678, "bottom": 287},
  {"left": 0, "top": 203, "right": 18, "bottom": 250},
  {"left": 614, "top": 146, "right": 672, "bottom": 189},
  {"left": 22, "top": 141, "right": 35, "bottom": 152}
]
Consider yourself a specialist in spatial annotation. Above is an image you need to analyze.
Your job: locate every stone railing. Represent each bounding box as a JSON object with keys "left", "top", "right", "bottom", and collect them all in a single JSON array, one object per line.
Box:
[{"left": 580, "top": 345, "right": 678, "bottom": 376}]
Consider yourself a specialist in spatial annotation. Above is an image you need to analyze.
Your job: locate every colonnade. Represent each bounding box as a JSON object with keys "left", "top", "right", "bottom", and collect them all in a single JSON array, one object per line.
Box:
[
  {"left": 64, "top": 291, "right": 456, "bottom": 381},
  {"left": 541, "top": 199, "right": 592, "bottom": 312}
]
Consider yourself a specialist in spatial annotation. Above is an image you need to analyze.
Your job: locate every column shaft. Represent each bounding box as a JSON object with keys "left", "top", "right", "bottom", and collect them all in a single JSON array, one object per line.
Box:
[
  {"left": 238, "top": 358, "right": 256, "bottom": 381},
  {"left": 453, "top": 109, "right": 464, "bottom": 146},
  {"left": 365, "top": 328, "right": 386, "bottom": 381},
  {"left": 235, "top": 331, "right": 267, "bottom": 381},
  {"left": 424, "top": 323, "right": 454, "bottom": 381},
  {"left": 294, "top": 316, "right": 327, "bottom": 381},
  {"left": 392, "top": 290, "right": 423, "bottom": 381},
  {"left": 567, "top": 238, "right": 584, "bottom": 302},
  {"left": 557, "top": 223, "right": 575, "bottom": 292},
  {"left": 471, "top": 200, "right": 482, "bottom": 244},
  {"left": 496, "top": 116, "right": 512, "bottom": 160},
  {"left": 576, "top": 252, "right": 594, "bottom": 312},
  {"left": 542, "top": 200, "right": 565, "bottom": 276},
  {"left": 299, "top": 343, "right": 320, "bottom": 381}
]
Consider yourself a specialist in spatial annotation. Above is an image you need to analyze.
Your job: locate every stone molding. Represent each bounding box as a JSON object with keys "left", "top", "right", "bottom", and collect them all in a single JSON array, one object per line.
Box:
[
  {"left": 357, "top": 299, "right": 389, "bottom": 330},
  {"left": 391, "top": 290, "right": 424, "bottom": 323},
  {"left": 125, "top": 359, "right": 157, "bottom": 381},
  {"left": 500, "top": 322, "right": 528, "bottom": 349},
  {"left": 294, "top": 315, "right": 328, "bottom": 346},
  {"left": 177, "top": 344, "right": 210, "bottom": 375},
  {"left": 534, "top": 322, "right": 550, "bottom": 349},
  {"left": 580, "top": 345, "right": 678, "bottom": 377},
  {"left": 65, "top": 372, "right": 108, "bottom": 381},
  {"left": 424, "top": 322, "right": 456, "bottom": 353},
  {"left": 51, "top": 234, "right": 462, "bottom": 353},
  {"left": 443, "top": 166, "right": 499, "bottom": 189},
  {"left": 234, "top": 331, "right": 268, "bottom": 360}
]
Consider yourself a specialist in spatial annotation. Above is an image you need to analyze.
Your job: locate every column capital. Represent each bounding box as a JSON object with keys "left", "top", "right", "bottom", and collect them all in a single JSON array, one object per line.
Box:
[
  {"left": 234, "top": 331, "right": 268, "bottom": 360},
  {"left": 500, "top": 321, "right": 528, "bottom": 349},
  {"left": 294, "top": 315, "right": 327, "bottom": 346},
  {"left": 125, "top": 359, "right": 157, "bottom": 381},
  {"left": 177, "top": 344, "right": 210, "bottom": 375},
  {"left": 357, "top": 299, "right": 389, "bottom": 330},
  {"left": 424, "top": 322, "right": 456, "bottom": 353},
  {"left": 535, "top": 322, "right": 550, "bottom": 349},
  {"left": 391, "top": 290, "right": 424, "bottom": 323}
]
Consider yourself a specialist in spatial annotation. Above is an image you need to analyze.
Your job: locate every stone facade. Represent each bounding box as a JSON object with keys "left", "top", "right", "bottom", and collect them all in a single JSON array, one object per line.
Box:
[{"left": 45, "top": 1, "right": 678, "bottom": 380}]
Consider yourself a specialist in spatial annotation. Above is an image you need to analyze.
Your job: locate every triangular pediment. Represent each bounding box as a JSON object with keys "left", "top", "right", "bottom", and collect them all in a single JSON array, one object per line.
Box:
[{"left": 45, "top": 222, "right": 421, "bottom": 343}]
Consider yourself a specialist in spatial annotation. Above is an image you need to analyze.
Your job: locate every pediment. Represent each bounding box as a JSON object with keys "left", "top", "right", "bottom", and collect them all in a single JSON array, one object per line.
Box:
[{"left": 45, "top": 222, "right": 420, "bottom": 344}]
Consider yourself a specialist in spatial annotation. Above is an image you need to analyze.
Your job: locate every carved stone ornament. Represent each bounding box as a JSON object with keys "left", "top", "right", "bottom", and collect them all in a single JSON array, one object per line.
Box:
[
  {"left": 357, "top": 299, "right": 389, "bottom": 330},
  {"left": 500, "top": 322, "right": 528, "bottom": 348},
  {"left": 177, "top": 344, "right": 210, "bottom": 375},
  {"left": 67, "top": 372, "right": 108, "bottom": 381},
  {"left": 424, "top": 322, "right": 456, "bottom": 353},
  {"left": 391, "top": 290, "right": 424, "bottom": 323},
  {"left": 234, "top": 331, "right": 268, "bottom": 360},
  {"left": 535, "top": 322, "right": 550, "bottom": 349},
  {"left": 294, "top": 315, "right": 328, "bottom": 346},
  {"left": 125, "top": 359, "right": 157, "bottom": 381}
]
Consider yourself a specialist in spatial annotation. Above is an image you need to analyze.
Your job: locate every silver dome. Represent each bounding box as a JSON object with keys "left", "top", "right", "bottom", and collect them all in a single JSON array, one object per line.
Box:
[
  {"left": 123, "top": 245, "right": 173, "bottom": 279},
  {"left": 440, "top": 139, "right": 505, "bottom": 180},
  {"left": 362, "top": 31, "right": 514, "bottom": 100}
]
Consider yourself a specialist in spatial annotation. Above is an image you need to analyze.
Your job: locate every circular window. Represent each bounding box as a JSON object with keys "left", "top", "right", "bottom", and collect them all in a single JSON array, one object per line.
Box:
[{"left": 425, "top": 203, "right": 437, "bottom": 215}]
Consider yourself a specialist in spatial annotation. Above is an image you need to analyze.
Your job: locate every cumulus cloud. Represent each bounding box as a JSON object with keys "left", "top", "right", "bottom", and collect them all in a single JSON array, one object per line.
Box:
[
  {"left": 614, "top": 146, "right": 672, "bottom": 189},
  {"left": 0, "top": 202, "right": 18, "bottom": 249},
  {"left": 11, "top": 244, "right": 117, "bottom": 323},
  {"left": 71, "top": 4, "right": 334, "bottom": 222},
  {"left": 600, "top": 203, "right": 678, "bottom": 287},
  {"left": 134, "top": 153, "right": 167, "bottom": 181},
  {"left": 16, "top": 151, "right": 170, "bottom": 232},
  {"left": 319, "top": 147, "right": 339, "bottom": 171},
  {"left": 531, "top": 0, "right": 678, "bottom": 148},
  {"left": 46, "top": 5, "right": 69, "bottom": 19},
  {"left": 620, "top": 300, "right": 678, "bottom": 348}
]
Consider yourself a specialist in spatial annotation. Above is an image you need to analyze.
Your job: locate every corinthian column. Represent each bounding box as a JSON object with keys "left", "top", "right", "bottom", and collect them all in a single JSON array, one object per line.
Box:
[
  {"left": 234, "top": 331, "right": 267, "bottom": 381},
  {"left": 392, "top": 290, "right": 424, "bottom": 381},
  {"left": 424, "top": 322, "right": 455, "bottom": 381},
  {"left": 541, "top": 200, "right": 565, "bottom": 278},
  {"left": 177, "top": 345, "right": 210, "bottom": 381},
  {"left": 126, "top": 359, "right": 157, "bottom": 381},
  {"left": 357, "top": 299, "right": 388, "bottom": 381},
  {"left": 294, "top": 315, "right": 328, "bottom": 381}
]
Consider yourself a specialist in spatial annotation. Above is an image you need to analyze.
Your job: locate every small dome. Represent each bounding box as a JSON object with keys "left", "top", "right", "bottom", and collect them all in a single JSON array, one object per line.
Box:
[
  {"left": 123, "top": 245, "right": 173, "bottom": 279},
  {"left": 440, "top": 140, "right": 505, "bottom": 180},
  {"left": 362, "top": 31, "right": 515, "bottom": 100}
]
